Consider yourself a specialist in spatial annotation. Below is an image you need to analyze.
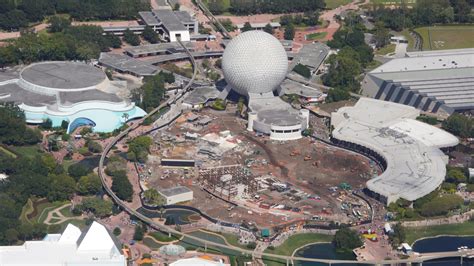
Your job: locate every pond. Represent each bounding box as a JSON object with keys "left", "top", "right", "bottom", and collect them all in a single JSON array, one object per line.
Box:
[
  {"left": 412, "top": 236, "right": 474, "bottom": 266},
  {"left": 294, "top": 242, "right": 365, "bottom": 266},
  {"left": 136, "top": 207, "right": 198, "bottom": 225}
]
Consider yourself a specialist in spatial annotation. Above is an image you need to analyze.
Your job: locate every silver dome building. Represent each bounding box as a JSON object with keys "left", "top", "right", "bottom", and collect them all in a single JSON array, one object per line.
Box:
[
  {"left": 222, "top": 31, "right": 288, "bottom": 96},
  {"left": 221, "top": 31, "right": 309, "bottom": 141}
]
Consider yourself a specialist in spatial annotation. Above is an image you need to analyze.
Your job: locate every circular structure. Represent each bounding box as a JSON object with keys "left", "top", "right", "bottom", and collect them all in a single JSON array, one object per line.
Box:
[
  {"left": 159, "top": 244, "right": 186, "bottom": 256},
  {"left": 20, "top": 61, "right": 107, "bottom": 92},
  {"left": 222, "top": 31, "right": 288, "bottom": 96}
]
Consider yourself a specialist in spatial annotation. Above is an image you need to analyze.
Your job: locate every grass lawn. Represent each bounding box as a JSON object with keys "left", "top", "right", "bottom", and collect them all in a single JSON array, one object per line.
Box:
[
  {"left": 220, "top": 232, "right": 252, "bottom": 250},
  {"left": 366, "top": 60, "right": 383, "bottom": 71},
  {"left": 0, "top": 146, "right": 17, "bottom": 158},
  {"left": 149, "top": 231, "right": 179, "bottom": 242},
  {"left": 375, "top": 43, "right": 396, "bottom": 55},
  {"left": 10, "top": 145, "right": 43, "bottom": 159},
  {"left": 306, "top": 32, "right": 328, "bottom": 41},
  {"left": 325, "top": 0, "right": 352, "bottom": 9},
  {"left": 143, "top": 237, "right": 164, "bottom": 249},
  {"left": 56, "top": 218, "right": 87, "bottom": 230},
  {"left": 37, "top": 201, "right": 69, "bottom": 223},
  {"left": 263, "top": 233, "right": 333, "bottom": 266},
  {"left": 415, "top": 25, "right": 474, "bottom": 50},
  {"left": 399, "top": 29, "right": 416, "bottom": 51},
  {"left": 59, "top": 205, "right": 78, "bottom": 218},
  {"left": 20, "top": 198, "right": 35, "bottom": 224},
  {"left": 406, "top": 221, "right": 474, "bottom": 245}
]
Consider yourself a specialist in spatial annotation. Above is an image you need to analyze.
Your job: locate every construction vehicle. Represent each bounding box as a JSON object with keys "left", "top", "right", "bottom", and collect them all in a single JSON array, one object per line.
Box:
[
  {"left": 312, "top": 161, "right": 319, "bottom": 167},
  {"left": 304, "top": 155, "right": 312, "bottom": 161}
]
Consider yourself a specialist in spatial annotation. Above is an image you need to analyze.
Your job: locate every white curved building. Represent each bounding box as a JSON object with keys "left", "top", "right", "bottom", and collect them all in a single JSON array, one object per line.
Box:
[
  {"left": 331, "top": 98, "right": 459, "bottom": 204},
  {"left": 0, "top": 61, "right": 146, "bottom": 133},
  {"left": 222, "top": 31, "right": 307, "bottom": 140}
]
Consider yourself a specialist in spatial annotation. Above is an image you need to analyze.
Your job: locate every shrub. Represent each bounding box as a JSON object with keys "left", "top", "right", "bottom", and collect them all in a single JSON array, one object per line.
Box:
[{"left": 293, "top": 64, "right": 311, "bottom": 78}]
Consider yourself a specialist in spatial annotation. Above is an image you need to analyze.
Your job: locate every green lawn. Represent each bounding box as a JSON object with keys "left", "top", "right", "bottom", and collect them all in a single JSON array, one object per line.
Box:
[
  {"left": 399, "top": 29, "right": 416, "bottom": 51},
  {"left": 306, "top": 32, "right": 328, "bottom": 41},
  {"left": 415, "top": 25, "right": 474, "bottom": 50},
  {"left": 406, "top": 221, "right": 474, "bottom": 245},
  {"left": 37, "top": 201, "right": 69, "bottom": 223},
  {"left": 20, "top": 198, "right": 35, "bottom": 224},
  {"left": 325, "top": 0, "right": 352, "bottom": 9},
  {"left": 10, "top": 145, "right": 43, "bottom": 159},
  {"left": 149, "top": 231, "right": 179, "bottom": 242},
  {"left": 366, "top": 60, "right": 383, "bottom": 71},
  {"left": 143, "top": 237, "right": 164, "bottom": 249},
  {"left": 263, "top": 233, "right": 333, "bottom": 266},
  {"left": 0, "top": 146, "right": 17, "bottom": 158},
  {"left": 265, "top": 233, "right": 333, "bottom": 256},
  {"left": 375, "top": 43, "right": 396, "bottom": 55}
]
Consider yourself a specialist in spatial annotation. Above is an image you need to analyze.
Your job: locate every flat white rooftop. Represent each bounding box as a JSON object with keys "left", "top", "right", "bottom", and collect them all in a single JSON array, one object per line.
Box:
[
  {"left": 331, "top": 98, "right": 458, "bottom": 204},
  {"left": 371, "top": 53, "right": 474, "bottom": 73}
]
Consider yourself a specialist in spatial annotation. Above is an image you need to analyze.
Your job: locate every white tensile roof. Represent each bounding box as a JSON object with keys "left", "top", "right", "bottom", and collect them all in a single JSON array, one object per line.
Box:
[
  {"left": 0, "top": 221, "right": 125, "bottom": 266},
  {"left": 331, "top": 98, "right": 459, "bottom": 204}
]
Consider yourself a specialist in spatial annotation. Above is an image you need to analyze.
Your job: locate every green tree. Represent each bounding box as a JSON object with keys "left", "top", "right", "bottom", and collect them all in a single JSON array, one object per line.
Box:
[
  {"left": 373, "top": 22, "right": 390, "bottom": 48},
  {"left": 326, "top": 88, "right": 350, "bottom": 103},
  {"left": 284, "top": 24, "right": 295, "bottom": 40},
  {"left": 111, "top": 170, "right": 133, "bottom": 201},
  {"left": 390, "top": 223, "right": 406, "bottom": 246},
  {"left": 133, "top": 224, "right": 146, "bottom": 241},
  {"left": 446, "top": 168, "right": 467, "bottom": 184},
  {"left": 113, "top": 227, "right": 121, "bottom": 236},
  {"left": 142, "top": 26, "right": 159, "bottom": 44},
  {"left": 143, "top": 188, "right": 165, "bottom": 206},
  {"left": 4, "top": 228, "right": 19, "bottom": 244},
  {"left": 76, "top": 173, "right": 102, "bottom": 195},
  {"left": 293, "top": 64, "right": 311, "bottom": 78},
  {"left": 442, "top": 113, "right": 473, "bottom": 138},
  {"left": 127, "top": 136, "right": 152, "bottom": 163},
  {"left": 68, "top": 163, "right": 92, "bottom": 181},
  {"left": 87, "top": 140, "right": 103, "bottom": 153},
  {"left": 263, "top": 23, "right": 274, "bottom": 34},
  {"left": 48, "top": 15, "right": 71, "bottom": 33},
  {"left": 123, "top": 29, "right": 140, "bottom": 46},
  {"left": 173, "top": 3, "right": 180, "bottom": 10},
  {"left": 47, "top": 174, "right": 76, "bottom": 201},
  {"left": 241, "top": 22, "right": 252, "bottom": 32},
  {"left": 333, "top": 228, "right": 363, "bottom": 252},
  {"left": 81, "top": 197, "right": 113, "bottom": 218}
]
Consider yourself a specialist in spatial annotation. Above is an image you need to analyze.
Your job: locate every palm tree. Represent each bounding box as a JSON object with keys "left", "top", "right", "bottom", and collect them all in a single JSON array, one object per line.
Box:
[{"left": 121, "top": 113, "right": 129, "bottom": 123}]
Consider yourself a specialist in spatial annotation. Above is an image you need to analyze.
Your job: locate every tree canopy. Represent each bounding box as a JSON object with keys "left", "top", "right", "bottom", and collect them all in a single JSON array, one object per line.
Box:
[
  {"left": 0, "top": 104, "right": 41, "bottom": 145},
  {"left": 333, "top": 228, "right": 363, "bottom": 252},
  {"left": 0, "top": 0, "right": 149, "bottom": 30}
]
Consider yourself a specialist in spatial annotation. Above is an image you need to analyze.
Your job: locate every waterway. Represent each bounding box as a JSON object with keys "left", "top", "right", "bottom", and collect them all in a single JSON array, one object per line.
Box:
[
  {"left": 294, "top": 243, "right": 365, "bottom": 266},
  {"left": 412, "top": 236, "right": 474, "bottom": 266},
  {"left": 293, "top": 237, "right": 474, "bottom": 266}
]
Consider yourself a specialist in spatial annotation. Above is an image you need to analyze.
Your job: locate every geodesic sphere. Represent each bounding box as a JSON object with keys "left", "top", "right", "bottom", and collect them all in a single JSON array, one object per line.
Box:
[{"left": 222, "top": 30, "right": 288, "bottom": 96}]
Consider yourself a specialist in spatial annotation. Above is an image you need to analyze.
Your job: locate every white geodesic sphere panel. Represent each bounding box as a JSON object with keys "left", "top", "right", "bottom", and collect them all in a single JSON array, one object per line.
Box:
[{"left": 222, "top": 31, "right": 288, "bottom": 95}]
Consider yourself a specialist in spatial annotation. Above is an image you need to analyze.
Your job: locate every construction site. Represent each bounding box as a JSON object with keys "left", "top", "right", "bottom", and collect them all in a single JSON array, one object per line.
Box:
[{"left": 140, "top": 105, "right": 380, "bottom": 229}]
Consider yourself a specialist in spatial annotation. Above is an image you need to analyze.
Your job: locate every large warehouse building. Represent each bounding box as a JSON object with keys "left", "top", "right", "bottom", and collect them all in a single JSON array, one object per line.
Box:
[
  {"left": 331, "top": 98, "right": 458, "bottom": 204},
  {"left": 0, "top": 61, "right": 146, "bottom": 133},
  {"left": 221, "top": 31, "right": 309, "bottom": 141},
  {"left": 362, "top": 48, "right": 474, "bottom": 116}
]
